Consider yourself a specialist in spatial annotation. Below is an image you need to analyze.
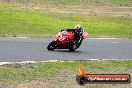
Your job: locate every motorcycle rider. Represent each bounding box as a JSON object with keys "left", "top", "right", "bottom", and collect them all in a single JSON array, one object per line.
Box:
[{"left": 61, "top": 24, "right": 84, "bottom": 48}]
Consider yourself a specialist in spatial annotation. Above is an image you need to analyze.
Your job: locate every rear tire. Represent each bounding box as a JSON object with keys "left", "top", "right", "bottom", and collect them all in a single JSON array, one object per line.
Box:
[
  {"left": 69, "top": 48, "right": 75, "bottom": 52},
  {"left": 47, "top": 40, "right": 56, "bottom": 51}
]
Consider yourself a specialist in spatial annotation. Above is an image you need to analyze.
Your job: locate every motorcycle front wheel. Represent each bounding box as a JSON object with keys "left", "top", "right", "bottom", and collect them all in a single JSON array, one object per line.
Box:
[{"left": 47, "top": 40, "right": 56, "bottom": 51}]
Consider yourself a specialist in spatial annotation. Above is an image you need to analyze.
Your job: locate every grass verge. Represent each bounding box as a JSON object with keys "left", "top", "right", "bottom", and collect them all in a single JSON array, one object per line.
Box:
[
  {"left": 0, "top": 60, "right": 132, "bottom": 83},
  {"left": 0, "top": 1, "right": 132, "bottom": 38}
]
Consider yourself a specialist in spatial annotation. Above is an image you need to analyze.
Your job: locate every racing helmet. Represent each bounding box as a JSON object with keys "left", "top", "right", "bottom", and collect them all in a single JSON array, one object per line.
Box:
[
  {"left": 75, "top": 24, "right": 81, "bottom": 29},
  {"left": 62, "top": 30, "right": 67, "bottom": 35}
]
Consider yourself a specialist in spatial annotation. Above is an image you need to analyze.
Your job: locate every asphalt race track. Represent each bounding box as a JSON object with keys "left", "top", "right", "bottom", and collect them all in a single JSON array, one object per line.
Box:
[{"left": 0, "top": 38, "right": 132, "bottom": 62}]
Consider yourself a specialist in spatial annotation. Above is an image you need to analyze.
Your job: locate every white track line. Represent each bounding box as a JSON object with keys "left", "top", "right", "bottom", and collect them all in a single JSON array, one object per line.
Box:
[
  {"left": 0, "top": 59, "right": 131, "bottom": 65},
  {"left": 15, "top": 37, "right": 28, "bottom": 38},
  {"left": 89, "top": 38, "right": 120, "bottom": 39},
  {"left": 111, "top": 42, "right": 117, "bottom": 43}
]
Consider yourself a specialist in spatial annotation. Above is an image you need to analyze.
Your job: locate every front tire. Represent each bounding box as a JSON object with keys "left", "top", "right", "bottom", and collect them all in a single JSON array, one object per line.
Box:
[{"left": 47, "top": 40, "right": 56, "bottom": 51}]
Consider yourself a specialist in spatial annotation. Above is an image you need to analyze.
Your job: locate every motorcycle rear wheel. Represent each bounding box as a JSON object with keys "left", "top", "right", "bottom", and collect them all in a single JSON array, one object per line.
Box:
[{"left": 69, "top": 43, "right": 77, "bottom": 52}]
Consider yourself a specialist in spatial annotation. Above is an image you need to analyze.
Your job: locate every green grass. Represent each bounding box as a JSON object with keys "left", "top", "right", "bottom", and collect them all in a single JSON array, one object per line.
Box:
[
  {"left": 2, "top": 0, "right": 132, "bottom": 6},
  {"left": 0, "top": 0, "right": 132, "bottom": 38},
  {"left": 0, "top": 5, "right": 132, "bottom": 38},
  {"left": 0, "top": 60, "right": 132, "bottom": 83}
]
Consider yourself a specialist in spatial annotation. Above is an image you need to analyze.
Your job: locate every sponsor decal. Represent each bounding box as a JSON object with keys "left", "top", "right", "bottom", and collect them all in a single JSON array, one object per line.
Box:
[{"left": 76, "top": 65, "right": 131, "bottom": 85}]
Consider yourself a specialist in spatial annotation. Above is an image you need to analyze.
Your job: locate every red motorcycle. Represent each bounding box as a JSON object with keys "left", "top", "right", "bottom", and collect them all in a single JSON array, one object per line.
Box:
[{"left": 47, "top": 30, "right": 88, "bottom": 51}]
